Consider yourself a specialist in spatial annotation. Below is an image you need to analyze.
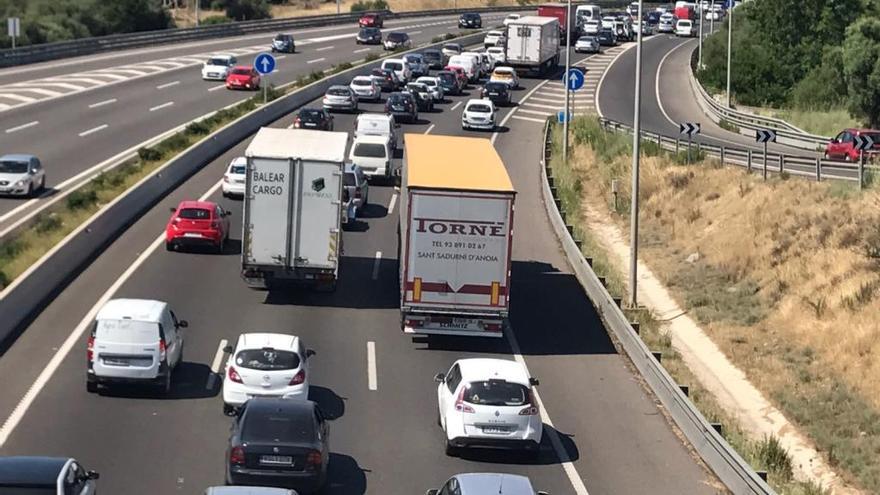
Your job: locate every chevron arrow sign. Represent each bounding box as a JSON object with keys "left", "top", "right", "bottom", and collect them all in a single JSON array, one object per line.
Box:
[
  {"left": 755, "top": 129, "right": 777, "bottom": 143},
  {"left": 854, "top": 134, "right": 875, "bottom": 152},
  {"left": 679, "top": 122, "right": 701, "bottom": 136}
]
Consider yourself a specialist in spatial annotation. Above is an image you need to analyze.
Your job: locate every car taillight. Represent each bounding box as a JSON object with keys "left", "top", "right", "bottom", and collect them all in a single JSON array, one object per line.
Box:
[
  {"left": 454, "top": 387, "right": 475, "bottom": 413},
  {"left": 87, "top": 336, "right": 95, "bottom": 362},
  {"left": 289, "top": 369, "right": 305, "bottom": 385},
  {"left": 294, "top": 117, "right": 302, "bottom": 128},
  {"left": 354, "top": 187, "right": 362, "bottom": 199},
  {"left": 212, "top": 220, "right": 221, "bottom": 230},
  {"left": 519, "top": 391, "right": 539, "bottom": 416},
  {"left": 228, "top": 366, "right": 243, "bottom": 383},
  {"left": 159, "top": 339, "right": 167, "bottom": 362},
  {"left": 223, "top": 175, "right": 229, "bottom": 183},
  {"left": 230, "top": 446, "right": 245, "bottom": 465},
  {"left": 306, "top": 450, "right": 322, "bottom": 469}
]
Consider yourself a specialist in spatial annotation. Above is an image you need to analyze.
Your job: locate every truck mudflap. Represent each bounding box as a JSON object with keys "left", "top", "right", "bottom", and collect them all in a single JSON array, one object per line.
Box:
[
  {"left": 241, "top": 266, "right": 337, "bottom": 291},
  {"left": 402, "top": 312, "right": 507, "bottom": 337}
]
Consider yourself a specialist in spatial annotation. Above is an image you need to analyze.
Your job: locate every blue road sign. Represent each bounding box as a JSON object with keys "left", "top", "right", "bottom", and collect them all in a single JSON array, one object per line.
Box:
[
  {"left": 254, "top": 52, "right": 276, "bottom": 75},
  {"left": 557, "top": 111, "right": 570, "bottom": 124},
  {"left": 563, "top": 67, "right": 585, "bottom": 91}
]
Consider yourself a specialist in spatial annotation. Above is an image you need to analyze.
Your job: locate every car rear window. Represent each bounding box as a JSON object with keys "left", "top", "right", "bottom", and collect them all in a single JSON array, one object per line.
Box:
[
  {"left": 243, "top": 409, "right": 316, "bottom": 443},
  {"left": 235, "top": 349, "right": 301, "bottom": 371},
  {"left": 352, "top": 79, "right": 372, "bottom": 86},
  {"left": 463, "top": 380, "right": 530, "bottom": 407},
  {"left": 468, "top": 103, "right": 492, "bottom": 113},
  {"left": 438, "top": 73, "right": 455, "bottom": 83},
  {"left": 207, "top": 57, "right": 230, "bottom": 66},
  {"left": 327, "top": 87, "right": 350, "bottom": 96},
  {"left": 344, "top": 172, "right": 356, "bottom": 186},
  {"left": 0, "top": 160, "right": 28, "bottom": 173},
  {"left": 354, "top": 143, "right": 387, "bottom": 158},
  {"left": 443, "top": 44, "right": 461, "bottom": 52},
  {"left": 485, "top": 83, "right": 506, "bottom": 91},
  {"left": 385, "top": 62, "right": 403, "bottom": 71},
  {"left": 95, "top": 319, "right": 159, "bottom": 344},
  {"left": 300, "top": 109, "right": 323, "bottom": 120},
  {"left": 231, "top": 68, "right": 251, "bottom": 75},
  {"left": 387, "top": 32, "right": 407, "bottom": 41},
  {"left": 178, "top": 208, "right": 211, "bottom": 219},
  {"left": 230, "top": 165, "right": 246, "bottom": 175}
]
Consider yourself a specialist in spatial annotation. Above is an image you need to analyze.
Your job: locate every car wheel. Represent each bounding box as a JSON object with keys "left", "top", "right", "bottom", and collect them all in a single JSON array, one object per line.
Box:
[
  {"left": 845, "top": 154, "right": 852, "bottom": 162},
  {"left": 39, "top": 176, "right": 46, "bottom": 191},
  {"left": 823, "top": 152, "right": 830, "bottom": 160},
  {"left": 445, "top": 440, "right": 459, "bottom": 457},
  {"left": 86, "top": 381, "right": 98, "bottom": 394},
  {"left": 223, "top": 403, "right": 236, "bottom": 416}
]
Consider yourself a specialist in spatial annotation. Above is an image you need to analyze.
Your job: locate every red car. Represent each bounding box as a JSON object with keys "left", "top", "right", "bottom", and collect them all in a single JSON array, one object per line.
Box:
[
  {"left": 824, "top": 128, "right": 880, "bottom": 162},
  {"left": 226, "top": 65, "right": 261, "bottom": 90},
  {"left": 444, "top": 65, "right": 469, "bottom": 89},
  {"left": 359, "top": 13, "right": 383, "bottom": 28},
  {"left": 165, "top": 200, "right": 231, "bottom": 253}
]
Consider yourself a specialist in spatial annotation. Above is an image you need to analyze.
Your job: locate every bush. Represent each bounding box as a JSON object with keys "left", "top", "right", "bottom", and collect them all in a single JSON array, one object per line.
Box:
[
  {"left": 66, "top": 189, "right": 99, "bottom": 210},
  {"left": 309, "top": 70, "right": 325, "bottom": 82},
  {"left": 791, "top": 46, "right": 847, "bottom": 110},
  {"left": 137, "top": 147, "right": 161, "bottom": 162},
  {"left": 226, "top": 0, "right": 271, "bottom": 20},
  {"left": 154, "top": 133, "right": 189, "bottom": 156},
  {"left": 754, "top": 435, "right": 793, "bottom": 481},
  {"left": 185, "top": 121, "right": 211, "bottom": 136},
  {"left": 333, "top": 62, "right": 353, "bottom": 74},
  {"left": 444, "top": 33, "right": 457, "bottom": 40},
  {"left": 351, "top": 0, "right": 387, "bottom": 12},
  {"left": 34, "top": 213, "right": 62, "bottom": 234},
  {"left": 201, "top": 15, "right": 231, "bottom": 25},
  {"left": 210, "top": 0, "right": 227, "bottom": 10}
]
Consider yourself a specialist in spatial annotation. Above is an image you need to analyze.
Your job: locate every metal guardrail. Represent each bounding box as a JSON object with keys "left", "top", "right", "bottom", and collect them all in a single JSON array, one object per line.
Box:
[{"left": 539, "top": 118, "right": 776, "bottom": 494}]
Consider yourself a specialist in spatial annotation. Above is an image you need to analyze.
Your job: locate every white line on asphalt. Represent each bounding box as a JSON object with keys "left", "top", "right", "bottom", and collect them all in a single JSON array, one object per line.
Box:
[
  {"left": 5, "top": 121, "right": 39, "bottom": 134},
  {"left": 275, "top": 55, "right": 287, "bottom": 60},
  {"left": 156, "top": 80, "right": 180, "bottom": 90},
  {"left": 354, "top": 48, "right": 371, "bottom": 53},
  {"left": 367, "top": 341, "right": 377, "bottom": 391},
  {"left": 88, "top": 98, "right": 117, "bottom": 108},
  {"left": 206, "top": 338, "right": 229, "bottom": 390},
  {"left": 372, "top": 251, "right": 382, "bottom": 280},
  {"left": 424, "top": 124, "right": 435, "bottom": 134},
  {"left": 511, "top": 115, "right": 546, "bottom": 123},
  {"left": 387, "top": 193, "right": 397, "bottom": 215},
  {"left": 491, "top": 80, "right": 550, "bottom": 145},
  {"left": 517, "top": 108, "right": 552, "bottom": 116},
  {"left": 315, "top": 45, "right": 334, "bottom": 52},
  {"left": 409, "top": 30, "right": 423, "bottom": 35},
  {"left": 307, "top": 57, "right": 326, "bottom": 64},
  {"left": 450, "top": 101, "right": 462, "bottom": 111},
  {"left": 15, "top": 88, "right": 62, "bottom": 97},
  {"left": 656, "top": 38, "right": 696, "bottom": 129},
  {"left": 0, "top": 93, "right": 36, "bottom": 103},
  {"left": 208, "top": 85, "right": 225, "bottom": 92},
  {"left": 78, "top": 124, "right": 108, "bottom": 137},
  {"left": 149, "top": 101, "right": 174, "bottom": 112},
  {"left": 0, "top": 179, "right": 224, "bottom": 449},
  {"left": 521, "top": 102, "right": 559, "bottom": 110}
]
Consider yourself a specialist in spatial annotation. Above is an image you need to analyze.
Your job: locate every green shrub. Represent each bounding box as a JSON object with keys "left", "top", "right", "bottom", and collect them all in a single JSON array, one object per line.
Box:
[
  {"left": 431, "top": 36, "right": 443, "bottom": 43},
  {"left": 333, "top": 62, "right": 353, "bottom": 74},
  {"left": 66, "top": 189, "right": 99, "bottom": 210},
  {"left": 444, "top": 33, "right": 457, "bottom": 40},
  {"left": 137, "top": 147, "right": 161, "bottom": 162},
  {"left": 365, "top": 52, "right": 379, "bottom": 62},
  {"left": 309, "top": 70, "right": 325, "bottom": 82},
  {"left": 226, "top": 0, "right": 270, "bottom": 20},
  {"left": 201, "top": 15, "right": 231, "bottom": 25},
  {"left": 185, "top": 121, "right": 211, "bottom": 136},
  {"left": 34, "top": 213, "right": 62, "bottom": 234},
  {"left": 351, "top": 0, "right": 387, "bottom": 12},
  {"left": 754, "top": 435, "right": 793, "bottom": 481}
]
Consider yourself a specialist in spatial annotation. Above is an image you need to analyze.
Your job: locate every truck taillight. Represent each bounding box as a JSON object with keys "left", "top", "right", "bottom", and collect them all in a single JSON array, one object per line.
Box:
[
  {"left": 412, "top": 277, "right": 422, "bottom": 302},
  {"left": 483, "top": 322, "right": 503, "bottom": 332},
  {"left": 490, "top": 281, "right": 500, "bottom": 306},
  {"left": 404, "top": 318, "right": 424, "bottom": 328}
]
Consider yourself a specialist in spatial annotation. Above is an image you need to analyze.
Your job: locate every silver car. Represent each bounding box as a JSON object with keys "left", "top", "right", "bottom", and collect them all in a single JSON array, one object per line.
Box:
[
  {"left": 403, "top": 53, "right": 429, "bottom": 78},
  {"left": 427, "top": 473, "right": 547, "bottom": 495},
  {"left": 322, "top": 85, "right": 359, "bottom": 112},
  {"left": 574, "top": 36, "right": 601, "bottom": 53},
  {"left": 0, "top": 153, "right": 46, "bottom": 197},
  {"left": 416, "top": 76, "right": 445, "bottom": 101}
]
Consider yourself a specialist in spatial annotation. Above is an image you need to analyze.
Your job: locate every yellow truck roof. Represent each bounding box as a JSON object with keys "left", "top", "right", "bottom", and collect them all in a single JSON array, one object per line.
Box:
[{"left": 404, "top": 134, "right": 515, "bottom": 193}]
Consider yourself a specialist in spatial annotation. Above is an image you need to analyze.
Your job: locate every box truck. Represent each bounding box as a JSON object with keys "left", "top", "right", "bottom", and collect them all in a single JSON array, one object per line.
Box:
[
  {"left": 241, "top": 127, "right": 347, "bottom": 291},
  {"left": 505, "top": 16, "right": 560, "bottom": 76},
  {"left": 399, "top": 134, "right": 516, "bottom": 337},
  {"left": 537, "top": 3, "right": 578, "bottom": 44}
]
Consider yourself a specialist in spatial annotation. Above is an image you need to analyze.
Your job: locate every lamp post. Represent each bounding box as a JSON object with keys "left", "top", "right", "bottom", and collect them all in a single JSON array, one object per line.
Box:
[
  {"left": 726, "top": 0, "right": 733, "bottom": 107},
  {"left": 195, "top": 0, "right": 200, "bottom": 27},
  {"left": 629, "top": 0, "right": 644, "bottom": 308},
  {"left": 563, "top": 0, "right": 572, "bottom": 163},
  {"left": 698, "top": 2, "right": 704, "bottom": 67}
]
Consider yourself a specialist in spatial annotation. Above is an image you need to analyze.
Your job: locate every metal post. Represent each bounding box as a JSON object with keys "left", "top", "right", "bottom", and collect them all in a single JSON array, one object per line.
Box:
[
  {"left": 263, "top": 83, "right": 267, "bottom": 105},
  {"left": 778, "top": 154, "right": 784, "bottom": 173},
  {"left": 195, "top": 0, "right": 200, "bottom": 27},
  {"left": 337, "top": 0, "right": 341, "bottom": 14},
  {"left": 762, "top": 142, "right": 768, "bottom": 180},
  {"left": 675, "top": 138, "right": 680, "bottom": 153},
  {"left": 720, "top": 146, "right": 725, "bottom": 165},
  {"left": 563, "top": 0, "right": 572, "bottom": 163},
  {"left": 628, "top": 0, "right": 644, "bottom": 308},
  {"left": 698, "top": 2, "right": 704, "bottom": 68},
  {"left": 815, "top": 157, "right": 821, "bottom": 181},
  {"left": 747, "top": 149, "right": 752, "bottom": 172},
  {"left": 710, "top": 0, "right": 715, "bottom": 34},
  {"left": 726, "top": 3, "right": 733, "bottom": 108},
  {"left": 859, "top": 149, "right": 865, "bottom": 190},
  {"left": 687, "top": 135, "right": 692, "bottom": 164}
]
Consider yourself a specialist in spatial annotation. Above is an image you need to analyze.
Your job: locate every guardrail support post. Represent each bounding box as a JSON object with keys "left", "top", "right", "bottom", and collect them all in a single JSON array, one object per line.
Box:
[
  {"left": 779, "top": 154, "right": 784, "bottom": 174},
  {"left": 816, "top": 158, "right": 821, "bottom": 182},
  {"left": 651, "top": 351, "right": 662, "bottom": 363},
  {"left": 859, "top": 150, "right": 865, "bottom": 190},
  {"left": 675, "top": 138, "right": 680, "bottom": 154},
  {"left": 612, "top": 296, "right": 622, "bottom": 307},
  {"left": 747, "top": 149, "right": 752, "bottom": 172},
  {"left": 756, "top": 471, "right": 768, "bottom": 482},
  {"left": 710, "top": 423, "right": 723, "bottom": 436},
  {"left": 630, "top": 322, "right": 640, "bottom": 335},
  {"left": 762, "top": 142, "right": 768, "bottom": 181},
  {"left": 720, "top": 146, "right": 725, "bottom": 166}
]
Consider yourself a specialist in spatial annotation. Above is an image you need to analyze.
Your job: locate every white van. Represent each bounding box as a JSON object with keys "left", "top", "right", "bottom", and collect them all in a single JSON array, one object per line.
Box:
[
  {"left": 460, "top": 52, "right": 487, "bottom": 78},
  {"left": 354, "top": 113, "right": 399, "bottom": 150},
  {"left": 447, "top": 54, "right": 479, "bottom": 82},
  {"left": 575, "top": 4, "right": 601, "bottom": 23},
  {"left": 349, "top": 134, "right": 394, "bottom": 181},
  {"left": 86, "top": 299, "right": 187, "bottom": 394},
  {"left": 381, "top": 58, "right": 412, "bottom": 83}
]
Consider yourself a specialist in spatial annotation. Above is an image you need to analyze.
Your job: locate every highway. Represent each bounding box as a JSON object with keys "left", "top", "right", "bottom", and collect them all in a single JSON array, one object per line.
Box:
[
  {"left": 0, "top": 44, "right": 720, "bottom": 493},
  {"left": 0, "top": 12, "right": 507, "bottom": 229}
]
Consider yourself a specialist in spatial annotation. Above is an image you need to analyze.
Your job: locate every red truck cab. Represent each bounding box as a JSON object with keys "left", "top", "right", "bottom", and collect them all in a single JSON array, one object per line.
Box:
[
  {"left": 537, "top": 3, "right": 574, "bottom": 43},
  {"left": 674, "top": 5, "right": 696, "bottom": 20}
]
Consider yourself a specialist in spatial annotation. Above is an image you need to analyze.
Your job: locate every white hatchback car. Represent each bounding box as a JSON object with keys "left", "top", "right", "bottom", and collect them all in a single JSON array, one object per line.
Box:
[
  {"left": 350, "top": 75, "right": 381, "bottom": 102},
  {"left": 202, "top": 54, "right": 237, "bottom": 80},
  {"left": 462, "top": 99, "right": 496, "bottom": 131},
  {"left": 486, "top": 47, "right": 506, "bottom": 65},
  {"left": 503, "top": 13, "right": 521, "bottom": 26},
  {"left": 676, "top": 19, "right": 695, "bottom": 37},
  {"left": 483, "top": 30, "right": 506, "bottom": 48},
  {"left": 489, "top": 66, "right": 519, "bottom": 89},
  {"left": 435, "top": 358, "right": 542, "bottom": 457},
  {"left": 416, "top": 76, "right": 444, "bottom": 101},
  {"left": 222, "top": 333, "right": 314, "bottom": 415},
  {"left": 222, "top": 157, "right": 246, "bottom": 198}
]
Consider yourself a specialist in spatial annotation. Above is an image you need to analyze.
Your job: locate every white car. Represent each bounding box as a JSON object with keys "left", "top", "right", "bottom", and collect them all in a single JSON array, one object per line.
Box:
[
  {"left": 461, "top": 99, "right": 496, "bottom": 131},
  {"left": 574, "top": 36, "right": 601, "bottom": 53},
  {"left": 503, "top": 13, "right": 521, "bottom": 26},
  {"left": 323, "top": 85, "right": 359, "bottom": 112},
  {"left": 441, "top": 42, "right": 463, "bottom": 58},
  {"left": 435, "top": 358, "right": 542, "bottom": 456},
  {"left": 706, "top": 7, "right": 723, "bottom": 20},
  {"left": 486, "top": 46, "right": 506, "bottom": 65},
  {"left": 222, "top": 333, "right": 314, "bottom": 415},
  {"left": 349, "top": 134, "right": 394, "bottom": 179},
  {"left": 675, "top": 19, "right": 695, "bottom": 37},
  {"left": 0, "top": 154, "right": 45, "bottom": 197},
  {"left": 416, "top": 76, "right": 444, "bottom": 101},
  {"left": 658, "top": 14, "right": 676, "bottom": 33},
  {"left": 601, "top": 16, "right": 616, "bottom": 30},
  {"left": 349, "top": 75, "right": 381, "bottom": 102},
  {"left": 201, "top": 54, "right": 236, "bottom": 80},
  {"left": 221, "top": 157, "right": 246, "bottom": 198},
  {"left": 582, "top": 19, "right": 601, "bottom": 35},
  {"left": 489, "top": 66, "right": 519, "bottom": 89},
  {"left": 381, "top": 58, "right": 412, "bottom": 83},
  {"left": 483, "top": 30, "right": 506, "bottom": 48}
]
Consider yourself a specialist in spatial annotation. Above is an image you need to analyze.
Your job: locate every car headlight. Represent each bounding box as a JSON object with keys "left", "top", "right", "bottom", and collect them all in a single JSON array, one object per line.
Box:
[{"left": 14, "top": 179, "right": 27, "bottom": 187}]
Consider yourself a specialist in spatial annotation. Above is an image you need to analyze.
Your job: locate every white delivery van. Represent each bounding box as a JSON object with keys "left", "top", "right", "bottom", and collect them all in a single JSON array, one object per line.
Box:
[
  {"left": 349, "top": 134, "right": 394, "bottom": 181},
  {"left": 447, "top": 54, "right": 479, "bottom": 82},
  {"left": 576, "top": 4, "right": 602, "bottom": 23},
  {"left": 354, "top": 113, "right": 399, "bottom": 150},
  {"left": 505, "top": 16, "right": 560, "bottom": 76},
  {"left": 381, "top": 58, "right": 412, "bottom": 82}
]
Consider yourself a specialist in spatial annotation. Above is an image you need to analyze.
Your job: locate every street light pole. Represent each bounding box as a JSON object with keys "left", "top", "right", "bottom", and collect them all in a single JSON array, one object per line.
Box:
[
  {"left": 698, "top": 2, "right": 703, "bottom": 67},
  {"left": 726, "top": 0, "right": 733, "bottom": 108},
  {"left": 710, "top": 0, "right": 715, "bottom": 34},
  {"left": 563, "top": 0, "right": 572, "bottom": 163},
  {"left": 195, "top": 0, "right": 200, "bottom": 27},
  {"left": 629, "top": 0, "right": 644, "bottom": 308}
]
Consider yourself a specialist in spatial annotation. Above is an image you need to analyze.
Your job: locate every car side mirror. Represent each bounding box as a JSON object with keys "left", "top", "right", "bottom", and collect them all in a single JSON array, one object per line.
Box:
[
  {"left": 434, "top": 372, "right": 446, "bottom": 383},
  {"left": 306, "top": 349, "right": 316, "bottom": 358},
  {"left": 175, "top": 320, "right": 188, "bottom": 328},
  {"left": 529, "top": 377, "right": 540, "bottom": 386},
  {"left": 86, "top": 470, "right": 100, "bottom": 480},
  {"left": 223, "top": 344, "right": 234, "bottom": 354},
  {"left": 169, "top": 207, "right": 177, "bottom": 213}
]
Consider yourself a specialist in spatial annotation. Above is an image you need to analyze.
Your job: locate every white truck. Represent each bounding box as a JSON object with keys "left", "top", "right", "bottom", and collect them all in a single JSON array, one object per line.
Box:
[
  {"left": 399, "top": 134, "right": 516, "bottom": 337},
  {"left": 241, "top": 127, "right": 347, "bottom": 291},
  {"left": 505, "top": 16, "right": 560, "bottom": 76}
]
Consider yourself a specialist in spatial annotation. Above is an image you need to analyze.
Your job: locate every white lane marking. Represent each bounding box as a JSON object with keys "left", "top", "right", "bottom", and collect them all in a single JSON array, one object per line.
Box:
[
  {"left": 367, "top": 341, "right": 378, "bottom": 391},
  {"left": 94, "top": 68, "right": 147, "bottom": 77},
  {"left": 315, "top": 45, "right": 334, "bottom": 52},
  {"left": 0, "top": 93, "right": 36, "bottom": 103},
  {"left": 387, "top": 193, "right": 397, "bottom": 215},
  {"left": 0, "top": 179, "right": 224, "bottom": 448},
  {"left": 424, "top": 124, "right": 435, "bottom": 134},
  {"left": 372, "top": 251, "right": 382, "bottom": 280},
  {"left": 521, "top": 102, "right": 559, "bottom": 110},
  {"left": 354, "top": 48, "right": 371, "bottom": 53},
  {"left": 156, "top": 80, "right": 180, "bottom": 90},
  {"left": 307, "top": 57, "right": 326, "bottom": 64},
  {"left": 208, "top": 85, "right": 225, "bottom": 92},
  {"left": 511, "top": 115, "right": 546, "bottom": 123},
  {"left": 409, "top": 30, "right": 423, "bottom": 35},
  {"left": 450, "top": 101, "right": 462, "bottom": 111},
  {"left": 13, "top": 88, "right": 62, "bottom": 97},
  {"left": 10, "top": 82, "right": 83, "bottom": 91},
  {"left": 5, "top": 121, "right": 39, "bottom": 134},
  {"left": 43, "top": 77, "right": 103, "bottom": 86},
  {"left": 78, "top": 124, "right": 108, "bottom": 137},
  {"left": 130, "top": 64, "right": 167, "bottom": 71},
  {"left": 528, "top": 96, "right": 562, "bottom": 104},
  {"left": 83, "top": 72, "right": 126, "bottom": 81},
  {"left": 656, "top": 38, "right": 697, "bottom": 128},
  {"left": 88, "top": 98, "right": 117, "bottom": 109},
  {"left": 517, "top": 109, "right": 553, "bottom": 116},
  {"left": 275, "top": 55, "right": 287, "bottom": 60},
  {"left": 149, "top": 101, "right": 174, "bottom": 112},
  {"left": 491, "top": 80, "right": 550, "bottom": 145},
  {"left": 206, "top": 338, "right": 229, "bottom": 390},
  {"left": 505, "top": 328, "right": 591, "bottom": 495}
]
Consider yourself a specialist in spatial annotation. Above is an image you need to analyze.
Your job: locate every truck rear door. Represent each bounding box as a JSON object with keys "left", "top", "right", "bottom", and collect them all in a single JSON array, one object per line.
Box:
[
  {"left": 293, "top": 160, "right": 341, "bottom": 270},
  {"left": 244, "top": 157, "right": 293, "bottom": 267},
  {"left": 508, "top": 23, "right": 535, "bottom": 63}
]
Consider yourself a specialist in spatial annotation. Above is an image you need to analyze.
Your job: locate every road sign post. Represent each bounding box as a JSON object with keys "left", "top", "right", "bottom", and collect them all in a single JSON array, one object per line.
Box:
[
  {"left": 679, "top": 122, "right": 701, "bottom": 164},
  {"left": 563, "top": 0, "right": 572, "bottom": 164},
  {"left": 854, "top": 134, "right": 874, "bottom": 190},
  {"left": 254, "top": 52, "right": 276, "bottom": 105},
  {"left": 7, "top": 17, "right": 20, "bottom": 50},
  {"left": 755, "top": 129, "right": 776, "bottom": 180},
  {"left": 629, "top": 0, "right": 644, "bottom": 309}
]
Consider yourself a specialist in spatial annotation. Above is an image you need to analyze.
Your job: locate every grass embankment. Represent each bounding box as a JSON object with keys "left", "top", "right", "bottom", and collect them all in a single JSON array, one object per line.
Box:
[
  {"left": 547, "top": 117, "right": 880, "bottom": 493},
  {"left": 739, "top": 106, "right": 858, "bottom": 138}
]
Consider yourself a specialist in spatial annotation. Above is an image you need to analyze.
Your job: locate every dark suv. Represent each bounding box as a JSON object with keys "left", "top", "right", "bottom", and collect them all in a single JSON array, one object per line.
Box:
[
  {"left": 385, "top": 92, "right": 418, "bottom": 123},
  {"left": 271, "top": 33, "right": 295, "bottom": 53},
  {"left": 356, "top": 27, "right": 382, "bottom": 45},
  {"left": 459, "top": 12, "right": 482, "bottom": 28},
  {"left": 421, "top": 48, "right": 446, "bottom": 69}
]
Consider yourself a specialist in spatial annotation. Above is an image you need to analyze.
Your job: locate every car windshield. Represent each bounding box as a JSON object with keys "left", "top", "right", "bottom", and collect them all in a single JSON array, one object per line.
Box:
[
  {"left": 207, "top": 57, "right": 230, "bottom": 66},
  {"left": 443, "top": 44, "right": 461, "bottom": 52},
  {"left": 580, "top": 37, "right": 596, "bottom": 42},
  {"left": 0, "top": 160, "right": 28, "bottom": 173},
  {"left": 274, "top": 35, "right": 289, "bottom": 41},
  {"left": 353, "top": 143, "right": 387, "bottom": 158},
  {"left": 420, "top": 79, "right": 436, "bottom": 86},
  {"left": 407, "top": 84, "right": 425, "bottom": 93},
  {"left": 438, "top": 73, "right": 455, "bottom": 83},
  {"left": 235, "top": 348, "right": 300, "bottom": 370},
  {"left": 424, "top": 50, "right": 441, "bottom": 58},
  {"left": 360, "top": 28, "right": 378, "bottom": 35},
  {"left": 493, "top": 71, "right": 512, "bottom": 78},
  {"left": 300, "top": 109, "right": 323, "bottom": 120},
  {"left": 352, "top": 79, "right": 372, "bottom": 86},
  {"left": 387, "top": 32, "right": 406, "bottom": 41},
  {"left": 463, "top": 380, "right": 530, "bottom": 407},
  {"left": 230, "top": 165, "right": 246, "bottom": 175},
  {"left": 468, "top": 103, "right": 492, "bottom": 113},
  {"left": 242, "top": 409, "right": 316, "bottom": 443},
  {"left": 389, "top": 94, "right": 407, "bottom": 103},
  {"left": 231, "top": 68, "right": 250, "bottom": 75},
  {"left": 327, "top": 87, "right": 350, "bottom": 96},
  {"left": 178, "top": 208, "right": 211, "bottom": 219},
  {"left": 385, "top": 62, "right": 403, "bottom": 71}
]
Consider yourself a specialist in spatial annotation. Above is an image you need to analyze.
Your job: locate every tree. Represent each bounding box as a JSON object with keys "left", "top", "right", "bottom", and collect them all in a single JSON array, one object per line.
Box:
[
  {"left": 225, "top": 0, "right": 270, "bottom": 20},
  {"left": 94, "top": 0, "right": 172, "bottom": 35},
  {"left": 843, "top": 17, "right": 880, "bottom": 127}
]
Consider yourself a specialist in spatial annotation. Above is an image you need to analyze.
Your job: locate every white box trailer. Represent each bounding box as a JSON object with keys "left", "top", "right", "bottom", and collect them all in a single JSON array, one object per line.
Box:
[
  {"left": 505, "top": 16, "right": 560, "bottom": 76},
  {"left": 241, "top": 127, "right": 347, "bottom": 290},
  {"left": 399, "top": 134, "right": 516, "bottom": 337}
]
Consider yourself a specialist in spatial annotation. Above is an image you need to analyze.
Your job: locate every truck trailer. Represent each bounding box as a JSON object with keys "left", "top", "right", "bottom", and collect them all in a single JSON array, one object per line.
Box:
[
  {"left": 399, "top": 134, "right": 516, "bottom": 337},
  {"left": 241, "top": 127, "right": 347, "bottom": 291},
  {"left": 505, "top": 16, "right": 560, "bottom": 76}
]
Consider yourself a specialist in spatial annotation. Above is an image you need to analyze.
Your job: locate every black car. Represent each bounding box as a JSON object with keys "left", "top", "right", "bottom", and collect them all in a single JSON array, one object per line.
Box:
[
  {"left": 458, "top": 12, "right": 482, "bottom": 28},
  {"left": 385, "top": 92, "right": 418, "bottom": 123},
  {"left": 294, "top": 108, "right": 334, "bottom": 130},
  {"left": 645, "top": 11, "right": 661, "bottom": 25},
  {"left": 436, "top": 70, "right": 461, "bottom": 95},
  {"left": 356, "top": 27, "right": 382, "bottom": 45},
  {"left": 226, "top": 398, "right": 330, "bottom": 492},
  {"left": 405, "top": 83, "right": 434, "bottom": 112},
  {"left": 597, "top": 29, "right": 617, "bottom": 46},
  {"left": 481, "top": 81, "right": 512, "bottom": 106},
  {"left": 0, "top": 456, "right": 100, "bottom": 494},
  {"left": 384, "top": 31, "right": 412, "bottom": 51},
  {"left": 370, "top": 68, "right": 397, "bottom": 91},
  {"left": 421, "top": 48, "right": 445, "bottom": 70},
  {"left": 272, "top": 33, "right": 295, "bottom": 53}
]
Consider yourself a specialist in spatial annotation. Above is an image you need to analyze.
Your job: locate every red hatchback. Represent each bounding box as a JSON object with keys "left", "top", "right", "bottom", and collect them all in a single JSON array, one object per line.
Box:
[
  {"left": 825, "top": 128, "right": 880, "bottom": 162},
  {"left": 166, "top": 200, "right": 231, "bottom": 253},
  {"left": 359, "top": 13, "right": 383, "bottom": 28},
  {"left": 226, "top": 65, "right": 261, "bottom": 90}
]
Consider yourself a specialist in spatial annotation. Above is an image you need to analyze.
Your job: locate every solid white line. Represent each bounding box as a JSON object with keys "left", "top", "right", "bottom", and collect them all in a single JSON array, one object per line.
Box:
[
  {"left": 409, "top": 30, "right": 423, "bottom": 35},
  {"left": 156, "top": 80, "right": 180, "bottom": 90},
  {"left": 88, "top": 98, "right": 116, "bottom": 109},
  {"left": 14, "top": 88, "right": 62, "bottom": 97},
  {"left": 367, "top": 341, "right": 377, "bottom": 391},
  {"left": 206, "top": 338, "right": 229, "bottom": 390},
  {"left": 5, "top": 121, "right": 39, "bottom": 134},
  {"left": 521, "top": 102, "right": 560, "bottom": 110},
  {"left": 78, "top": 124, "right": 108, "bottom": 137},
  {"left": 208, "top": 85, "right": 225, "bottom": 92},
  {"left": 0, "top": 93, "right": 36, "bottom": 103},
  {"left": 387, "top": 193, "right": 397, "bottom": 215},
  {"left": 656, "top": 39, "right": 696, "bottom": 128},
  {"left": 492, "top": 80, "right": 550, "bottom": 145},
  {"left": 517, "top": 108, "right": 552, "bottom": 116},
  {"left": 0, "top": 179, "right": 224, "bottom": 449},
  {"left": 528, "top": 96, "right": 562, "bottom": 104},
  {"left": 307, "top": 57, "right": 326, "bottom": 64},
  {"left": 354, "top": 48, "right": 371, "bottom": 53},
  {"left": 511, "top": 115, "right": 547, "bottom": 123},
  {"left": 12, "top": 82, "right": 83, "bottom": 91},
  {"left": 424, "top": 124, "right": 435, "bottom": 134},
  {"left": 450, "top": 101, "right": 462, "bottom": 111},
  {"left": 315, "top": 45, "right": 334, "bottom": 52},
  {"left": 149, "top": 101, "right": 174, "bottom": 112},
  {"left": 372, "top": 251, "right": 382, "bottom": 280}
]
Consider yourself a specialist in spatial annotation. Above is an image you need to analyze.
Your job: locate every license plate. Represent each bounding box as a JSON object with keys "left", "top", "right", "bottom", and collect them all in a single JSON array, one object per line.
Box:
[
  {"left": 183, "top": 232, "right": 202, "bottom": 238},
  {"left": 260, "top": 455, "right": 293, "bottom": 465},
  {"left": 103, "top": 358, "right": 129, "bottom": 366},
  {"left": 482, "top": 426, "right": 510, "bottom": 434}
]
